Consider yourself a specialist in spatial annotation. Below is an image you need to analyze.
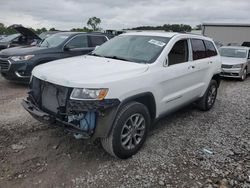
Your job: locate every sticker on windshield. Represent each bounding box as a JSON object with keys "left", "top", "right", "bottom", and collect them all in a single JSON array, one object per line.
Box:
[{"left": 148, "top": 39, "right": 166, "bottom": 47}]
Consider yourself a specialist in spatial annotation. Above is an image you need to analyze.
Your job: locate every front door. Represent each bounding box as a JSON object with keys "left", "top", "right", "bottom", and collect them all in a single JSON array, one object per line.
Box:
[{"left": 158, "top": 39, "right": 199, "bottom": 114}]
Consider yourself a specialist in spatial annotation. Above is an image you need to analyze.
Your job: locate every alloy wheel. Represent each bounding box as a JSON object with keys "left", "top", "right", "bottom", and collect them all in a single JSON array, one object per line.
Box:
[
  {"left": 207, "top": 85, "right": 217, "bottom": 107},
  {"left": 121, "top": 113, "right": 146, "bottom": 150}
]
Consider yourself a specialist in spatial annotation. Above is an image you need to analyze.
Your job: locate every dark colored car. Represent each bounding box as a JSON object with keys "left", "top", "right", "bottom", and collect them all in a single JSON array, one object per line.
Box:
[
  {"left": 0, "top": 32, "right": 112, "bottom": 83},
  {"left": 0, "top": 25, "right": 43, "bottom": 51},
  {"left": 242, "top": 41, "right": 250, "bottom": 47}
]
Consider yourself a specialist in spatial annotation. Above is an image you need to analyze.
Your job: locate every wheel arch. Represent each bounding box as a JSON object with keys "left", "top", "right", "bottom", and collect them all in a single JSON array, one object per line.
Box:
[
  {"left": 93, "top": 92, "right": 157, "bottom": 139},
  {"left": 212, "top": 73, "right": 221, "bottom": 87}
]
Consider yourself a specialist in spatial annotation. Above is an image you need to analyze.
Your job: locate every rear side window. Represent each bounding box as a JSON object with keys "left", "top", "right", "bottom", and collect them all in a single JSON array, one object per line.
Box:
[
  {"left": 204, "top": 40, "right": 217, "bottom": 57},
  {"left": 191, "top": 39, "right": 206, "bottom": 60},
  {"left": 66, "top": 35, "right": 88, "bottom": 48},
  {"left": 168, "top": 39, "right": 189, "bottom": 66},
  {"left": 89, "top": 36, "right": 107, "bottom": 47}
]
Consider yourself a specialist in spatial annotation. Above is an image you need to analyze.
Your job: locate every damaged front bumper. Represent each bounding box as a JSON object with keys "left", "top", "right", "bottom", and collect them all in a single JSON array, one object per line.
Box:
[{"left": 22, "top": 78, "right": 120, "bottom": 139}]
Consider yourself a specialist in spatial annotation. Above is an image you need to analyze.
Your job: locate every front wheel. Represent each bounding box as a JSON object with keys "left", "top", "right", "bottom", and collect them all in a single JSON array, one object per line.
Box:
[
  {"left": 101, "top": 102, "right": 151, "bottom": 159},
  {"left": 240, "top": 68, "right": 247, "bottom": 81},
  {"left": 197, "top": 80, "right": 218, "bottom": 111}
]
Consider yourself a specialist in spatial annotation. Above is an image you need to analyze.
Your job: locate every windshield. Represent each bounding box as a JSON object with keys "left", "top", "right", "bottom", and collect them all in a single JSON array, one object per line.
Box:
[
  {"left": 219, "top": 48, "right": 247, "bottom": 58},
  {"left": 91, "top": 35, "right": 170, "bottom": 64},
  {"left": 39, "top": 34, "right": 69, "bottom": 47},
  {"left": 0, "top": 33, "right": 20, "bottom": 42}
]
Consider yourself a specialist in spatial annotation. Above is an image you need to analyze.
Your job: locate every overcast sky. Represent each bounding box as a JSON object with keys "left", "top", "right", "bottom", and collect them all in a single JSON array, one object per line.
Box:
[{"left": 0, "top": 0, "right": 249, "bottom": 30}]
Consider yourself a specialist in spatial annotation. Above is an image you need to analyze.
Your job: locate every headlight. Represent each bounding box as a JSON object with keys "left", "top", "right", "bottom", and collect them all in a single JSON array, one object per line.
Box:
[
  {"left": 70, "top": 88, "right": 109, "bottom": 100},
  {"left": 232, "top": 64, "right": 243, "bottom": 68},
  {"left": 11, "top": 55, "right": 34, "bottom": 61}
]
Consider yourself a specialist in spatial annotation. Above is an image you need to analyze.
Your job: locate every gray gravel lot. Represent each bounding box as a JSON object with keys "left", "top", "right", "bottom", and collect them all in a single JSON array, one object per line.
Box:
[{"left": 0, "top": 75, "right": 250, "bottom": 188}]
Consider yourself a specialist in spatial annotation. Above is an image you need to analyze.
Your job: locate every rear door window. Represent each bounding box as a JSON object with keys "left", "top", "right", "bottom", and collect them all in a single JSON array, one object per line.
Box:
[
  {"left": 191, "top": 39, "right": 206, "bottom": 60},
  {"left": 89, "top": 36, "right": 107, "bottom": 47},
  {"left": 204, "top": 40, "right": 217, "bottom": 57},
  {"left": 168, "top": 39, "right": 189, "bottom": 66}
]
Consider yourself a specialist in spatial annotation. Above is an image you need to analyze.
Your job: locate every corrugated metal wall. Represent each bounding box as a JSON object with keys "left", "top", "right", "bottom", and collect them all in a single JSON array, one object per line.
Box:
[{"left": 203, "top": 26, "right": 250, "bottom": 45}]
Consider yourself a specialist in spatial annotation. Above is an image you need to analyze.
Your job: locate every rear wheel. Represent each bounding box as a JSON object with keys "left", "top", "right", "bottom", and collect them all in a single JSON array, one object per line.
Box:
[
  {"left": 101, "top": 102, "right": 150, "bottom": 159},
  {"left": 197, "top": 80, "right": 218, "bottom": 111},
  {"left": 240, "top": 68, "right": 247, "bottom": 81}
]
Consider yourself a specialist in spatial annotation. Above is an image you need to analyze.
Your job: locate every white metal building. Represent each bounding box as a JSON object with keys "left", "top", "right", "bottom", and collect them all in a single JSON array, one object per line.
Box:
[{"left": 202, "top": 23, "right": 250, "bottom": 45}]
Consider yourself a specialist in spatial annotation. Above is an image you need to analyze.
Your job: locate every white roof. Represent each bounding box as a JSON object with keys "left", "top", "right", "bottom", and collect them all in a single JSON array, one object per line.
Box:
[
  {"left": 123, "top": 31, "right": 178, "bottom": 38},
  {"left": 122, "top": 31, "right": 213, "bottom": 41}
]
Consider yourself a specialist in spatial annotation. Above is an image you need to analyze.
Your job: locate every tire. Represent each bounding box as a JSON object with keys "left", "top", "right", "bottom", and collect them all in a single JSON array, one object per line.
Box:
[
  {"left": 197, "top": 80, "right": 218, "bottom": 111},
  {"left": 101, "top": 102, "right": 151, "bottom": 159},
  {"left": 240, "top": 68, "right": 247, "bottom": 81}
]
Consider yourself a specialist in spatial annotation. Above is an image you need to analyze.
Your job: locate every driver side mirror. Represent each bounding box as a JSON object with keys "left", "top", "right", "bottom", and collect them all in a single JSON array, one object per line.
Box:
[
  {"left": 163, "top": 57, "right": 168, "bottom": 67},
  {"left": 95, "top": 45, "right": 100, "bottom": 50},
  {"left": 64, "top": 45, "right": 74, "bottom": 51}
]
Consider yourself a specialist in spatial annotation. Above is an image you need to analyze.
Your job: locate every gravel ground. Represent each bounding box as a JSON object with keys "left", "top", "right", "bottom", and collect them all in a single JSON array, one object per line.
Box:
[{"left": 0, "top": 75, "right": 250, "bottom": 188}]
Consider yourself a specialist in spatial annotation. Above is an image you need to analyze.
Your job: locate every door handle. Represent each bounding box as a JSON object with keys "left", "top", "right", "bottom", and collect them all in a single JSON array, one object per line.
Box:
[{"left": 209, "top": 61, "right": 213, "bottom": 64}]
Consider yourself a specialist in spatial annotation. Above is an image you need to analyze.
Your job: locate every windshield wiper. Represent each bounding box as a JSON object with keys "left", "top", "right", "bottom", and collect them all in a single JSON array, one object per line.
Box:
[{"left": 89, "top": 53, "right": 104, "bottom": 57}]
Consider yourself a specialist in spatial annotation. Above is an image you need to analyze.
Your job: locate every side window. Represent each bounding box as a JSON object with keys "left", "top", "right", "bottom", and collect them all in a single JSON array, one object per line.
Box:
[
  {"left": 66, "top": 35, "right": 88, "bottom": 48},
  {"left": 204, "top": 40, "right": 217, "bottom": 57},
  {"left": 248, "top": 50, "right": 250, "bottom": 59},
  {"left": 191, "top": 39, "right": 206, "bottom": 60},
  {"left": 89, "top": 36, "right": 107, "bottom": 47},
  {"left": 168, "top": 39, "right": 189, "bottom": 66}
]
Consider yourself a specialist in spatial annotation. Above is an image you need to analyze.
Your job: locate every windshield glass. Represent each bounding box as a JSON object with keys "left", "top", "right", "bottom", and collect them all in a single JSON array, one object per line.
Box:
[
  {"left": 39, "top": 34, "right": 69, "bottom": 47},
  {"left": 219, "top": 48, "right": 247, "bottom": 58},
  {"left": 91, "top": 35, "right": 170, "bottom": 63},
  {"left": 0, "top": 33, "right": 20, "bottom": 42}
]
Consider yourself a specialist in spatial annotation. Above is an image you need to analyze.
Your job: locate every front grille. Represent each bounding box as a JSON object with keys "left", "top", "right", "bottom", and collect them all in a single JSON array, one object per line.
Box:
[
  {"left": 221, "top": 64, "right": 233, "bottom": 69},
  {"left": 30, "top": 77, "right": 70, "bottom": 114},
  {"left": 0, "top": 58, "right": 10, "bottom": 71},
  {"left": 0, "top": 54, "right": 10, "bottom": 59}
]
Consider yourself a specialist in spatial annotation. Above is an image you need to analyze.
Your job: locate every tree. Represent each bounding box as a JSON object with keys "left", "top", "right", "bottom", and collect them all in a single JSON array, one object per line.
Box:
[
  {"left": 87, "top": 17, "right": 101, "bottom": 31},
  {"left": 49, "top": 28, "right": 56, "bottom": 31}
]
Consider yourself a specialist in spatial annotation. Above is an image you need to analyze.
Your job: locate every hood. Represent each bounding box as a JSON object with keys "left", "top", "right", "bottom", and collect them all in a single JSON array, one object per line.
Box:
[
  {"left": 0, "top": 46, "right": 53, "bottom": 56},
  {"left": 33, "top": 55, "right": 149, "bottom": 88},
  {"left": 221, "top": 57, "right": 246, "bottom": 65},
  {"left": 9, "top": 24, "right": 41, "bottom": 40},
  {"left": 0, "top": 42, "right": 9, "bottom": 50}
]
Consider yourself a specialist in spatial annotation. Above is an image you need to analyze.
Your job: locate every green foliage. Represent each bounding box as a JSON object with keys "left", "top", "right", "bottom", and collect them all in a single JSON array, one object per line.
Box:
[
  {"left": 70, "top": 27, "right": 92, "bottom": 32},
  {"left": 87, "top": 17, "right": 101, "bottom": 31},
  {"left": 0, "top": 23, "right": 17, "bottom": 35},
  {"left": 49, "top": 28, "right": 56, "bottom": 31},
  {"left": 130, "top": 24, "right": 192, "bottom": 32}
]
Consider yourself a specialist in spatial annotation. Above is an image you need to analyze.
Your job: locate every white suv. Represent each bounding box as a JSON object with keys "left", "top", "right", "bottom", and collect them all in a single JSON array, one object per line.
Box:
[{"left": 22, "top": 32, "right": 221, "bottom": 159}]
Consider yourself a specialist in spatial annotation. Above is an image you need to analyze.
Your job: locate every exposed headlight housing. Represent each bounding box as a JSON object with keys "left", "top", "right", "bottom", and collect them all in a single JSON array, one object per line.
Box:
[
  {"left": 232, "top": 64, "right": 243, "bottom": 68},
  {"left": 70, "top": 88, "right": 109, "bottom": 100},
  {"left": 11, "top": 55, "right": 34, "bottom": 61}
]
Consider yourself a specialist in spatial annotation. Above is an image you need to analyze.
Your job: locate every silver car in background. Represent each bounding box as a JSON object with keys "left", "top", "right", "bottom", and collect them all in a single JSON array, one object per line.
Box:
[{"left": 219, "top": 46, "right": 250, "bottom": 81}]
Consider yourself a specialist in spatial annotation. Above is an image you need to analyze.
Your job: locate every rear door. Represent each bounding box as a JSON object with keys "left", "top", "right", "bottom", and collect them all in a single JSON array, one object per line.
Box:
[{"left": 190, "top": 39, "right": 212, "bottom": 95}]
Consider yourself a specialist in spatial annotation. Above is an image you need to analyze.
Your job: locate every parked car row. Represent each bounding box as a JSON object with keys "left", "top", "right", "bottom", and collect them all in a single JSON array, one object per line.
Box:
[
  {"left": 0, "top": 26, "right": 65, "bottom": 50},
  {"left": 0, "top": 31, "right": 113, "bottom": 82}
]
